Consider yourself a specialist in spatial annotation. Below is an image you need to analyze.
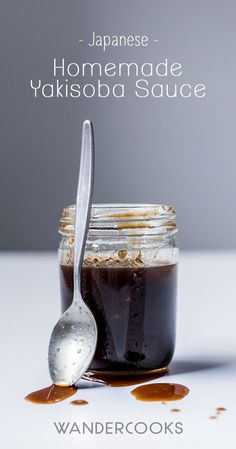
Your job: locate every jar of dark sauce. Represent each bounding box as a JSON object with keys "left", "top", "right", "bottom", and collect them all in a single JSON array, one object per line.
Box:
[{"left": 59, "top": 204, "right": 178, "bottom": 376}]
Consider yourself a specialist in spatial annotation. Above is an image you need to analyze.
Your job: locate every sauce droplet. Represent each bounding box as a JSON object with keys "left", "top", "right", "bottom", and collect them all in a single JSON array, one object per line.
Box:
[
  {"left": 171, "top": 408, "right": 181, "bottom": 412},
  {"left": 131, "top": 383, "right": 189, "bottom": 402},
  {"left": 71, "top": 399, "right": 88, "bottom": 406},
  {"left": 216, "top": 407, "right": 226, "bottom": 413},
  {"left": 25, "top": 384, "right": 77, "bottom": 404}
]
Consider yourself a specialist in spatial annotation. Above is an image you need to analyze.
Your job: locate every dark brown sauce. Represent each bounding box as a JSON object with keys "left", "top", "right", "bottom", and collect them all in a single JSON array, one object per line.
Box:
[
  {"left": 25, "top": 384, "right": 77, "bottom": 404},
  {"left": 71, "top": 399, "right": 88, "bottom": 406},
  {"left": 86, "top": 370, "right": 167, "bottom": 387},
  {"left": 60, "top": 264, "right": 177, "bottom": 372},
  {"left": 131, "top": 383, "right": 189, "bottom": 402},
  {"left": 170, "top": 408, "right": 181, "bottom": 412}
]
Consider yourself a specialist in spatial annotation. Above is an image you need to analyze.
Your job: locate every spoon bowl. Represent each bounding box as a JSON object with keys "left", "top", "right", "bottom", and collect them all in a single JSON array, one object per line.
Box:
[{"left": 48, "top": 301, "right": 97, "bottom": 386}]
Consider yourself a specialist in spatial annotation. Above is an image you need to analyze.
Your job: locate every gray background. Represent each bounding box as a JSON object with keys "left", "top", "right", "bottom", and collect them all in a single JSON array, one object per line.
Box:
[{"left": 1, "top": 0, "right": 236, "bottom": 250}]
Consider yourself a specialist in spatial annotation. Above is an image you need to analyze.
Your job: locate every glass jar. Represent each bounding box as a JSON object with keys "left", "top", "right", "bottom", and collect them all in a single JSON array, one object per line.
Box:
[{"left": 59, "top": 204, "right": 178, "bottom": 377}]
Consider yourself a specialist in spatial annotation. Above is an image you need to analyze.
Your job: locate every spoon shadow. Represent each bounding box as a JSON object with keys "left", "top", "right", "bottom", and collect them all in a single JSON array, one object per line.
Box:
[{"left": 75, "top": 377, "right": 105, "bottom": 389}]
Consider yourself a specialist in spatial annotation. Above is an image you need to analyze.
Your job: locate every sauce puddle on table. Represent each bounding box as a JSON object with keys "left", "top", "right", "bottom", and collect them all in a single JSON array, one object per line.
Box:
[
  {"left": 25, "top": 384, "right": 77, "bottom": 404},
  {"left": 25, "top": 372, "right": 169, "bottom": 405},
  {"left": 25, "top": 375, "right": 190, "bottom": 407},
  {"left": 85, "top": 370, "right": 167, "bottom": 387},
  {"left": 131, "top": 383, "right": 189, "bottom": 402}
]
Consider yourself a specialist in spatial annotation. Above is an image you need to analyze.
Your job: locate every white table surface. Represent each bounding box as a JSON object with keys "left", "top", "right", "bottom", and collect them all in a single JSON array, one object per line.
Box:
[{"left": 1, "top": 251, "right": 236, "bottom": 449}]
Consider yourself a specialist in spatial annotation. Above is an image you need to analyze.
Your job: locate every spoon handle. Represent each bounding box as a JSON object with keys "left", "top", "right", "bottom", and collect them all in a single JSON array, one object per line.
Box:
[{"left": 73, "top": 120, "right": 95, "bottom": 302}]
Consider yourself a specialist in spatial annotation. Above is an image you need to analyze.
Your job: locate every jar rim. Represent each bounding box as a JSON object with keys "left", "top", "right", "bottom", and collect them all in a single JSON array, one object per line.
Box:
[{"left": 59, "top": 203, "right": 177, "bottom": 237}]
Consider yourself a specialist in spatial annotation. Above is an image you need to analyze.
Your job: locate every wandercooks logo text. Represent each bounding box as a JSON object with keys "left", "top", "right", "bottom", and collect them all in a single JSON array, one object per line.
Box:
[{"left": 54, "top": 420, "right": 184, "bottom": 435}]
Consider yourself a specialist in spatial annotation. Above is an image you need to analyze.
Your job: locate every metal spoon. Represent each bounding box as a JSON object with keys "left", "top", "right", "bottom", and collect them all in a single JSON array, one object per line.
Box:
[{"left": 48, "top": 120, "right": 97, "bottom": 386}]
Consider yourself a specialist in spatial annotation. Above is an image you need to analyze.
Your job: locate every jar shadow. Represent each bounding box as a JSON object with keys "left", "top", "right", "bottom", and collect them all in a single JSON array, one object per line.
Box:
[
  {"left": 168, "top": 358, "right": 235, "bottom": 376},
  {"left": 76, "top": 358, "right": 235, "bottom": 389}
]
